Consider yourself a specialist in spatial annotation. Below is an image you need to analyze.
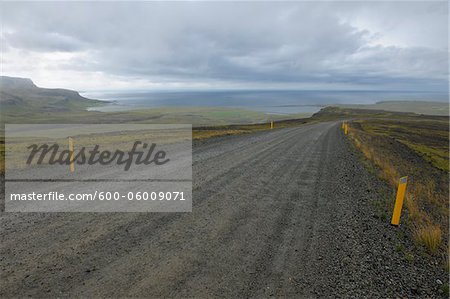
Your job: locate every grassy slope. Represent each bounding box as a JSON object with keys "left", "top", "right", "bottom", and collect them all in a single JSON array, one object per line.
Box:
[
  {"left": 346, "top": 116, "right": 448, "bottom": 265},
  {"left": 357, "top": 119, "right": 449, "bottom": 172},
  {"left": 336, "top": 100, "right": 449, "bottom": 116},
  {"left": 300, "top": 106, "right": 449, "bottom": 265}
]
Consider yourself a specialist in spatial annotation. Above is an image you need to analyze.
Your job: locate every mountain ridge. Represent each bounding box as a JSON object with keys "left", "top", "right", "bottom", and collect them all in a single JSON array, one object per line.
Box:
[{"left": 0, "top": 76, "right": 106, "bottom": 112}]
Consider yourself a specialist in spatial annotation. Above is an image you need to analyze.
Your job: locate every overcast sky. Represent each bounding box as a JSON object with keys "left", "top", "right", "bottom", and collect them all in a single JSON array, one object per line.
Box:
[{"left": 1, "top": 1, "right": 448, "bottom": 91}]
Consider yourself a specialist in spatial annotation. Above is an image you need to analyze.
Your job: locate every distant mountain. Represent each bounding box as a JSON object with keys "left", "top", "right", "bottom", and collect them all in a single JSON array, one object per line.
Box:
[{"left": 0, "top": 76, "right": 106, "bottom": 113}]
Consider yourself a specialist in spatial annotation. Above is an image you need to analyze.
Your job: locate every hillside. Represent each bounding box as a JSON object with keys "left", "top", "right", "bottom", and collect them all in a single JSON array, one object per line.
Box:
[
  {"left": 0, "top": 76, "right": 106, "bottom": 113},
  {"left": 335, "top": 100, "right": 449, "bottom": 116}
]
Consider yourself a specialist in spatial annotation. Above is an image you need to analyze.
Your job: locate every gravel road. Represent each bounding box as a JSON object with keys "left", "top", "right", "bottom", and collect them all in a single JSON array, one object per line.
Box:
[{"left": 0, "top": 121, "right": 446, "bottom": 297}]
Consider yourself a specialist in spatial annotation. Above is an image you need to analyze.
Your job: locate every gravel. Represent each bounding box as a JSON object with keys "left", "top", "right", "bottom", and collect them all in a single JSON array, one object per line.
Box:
[{"left": 0, "top": 121, "right": 447, "bottom": 297}]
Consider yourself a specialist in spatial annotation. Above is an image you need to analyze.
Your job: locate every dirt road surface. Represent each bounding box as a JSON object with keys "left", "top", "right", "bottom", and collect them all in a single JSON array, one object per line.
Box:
[{"left": 0, "top": 122, "right": 446, "bottom": 297}]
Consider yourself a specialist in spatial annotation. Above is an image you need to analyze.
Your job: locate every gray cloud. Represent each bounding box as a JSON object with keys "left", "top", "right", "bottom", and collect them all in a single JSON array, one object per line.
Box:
[{"left": 1, "top": 1, "right": 448, "bottom": 91}]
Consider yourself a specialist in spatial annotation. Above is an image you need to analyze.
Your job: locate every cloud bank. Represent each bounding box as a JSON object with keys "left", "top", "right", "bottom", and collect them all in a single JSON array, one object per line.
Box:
[{"left": 1, "top": 1, "right": 448, "bottom": 91}]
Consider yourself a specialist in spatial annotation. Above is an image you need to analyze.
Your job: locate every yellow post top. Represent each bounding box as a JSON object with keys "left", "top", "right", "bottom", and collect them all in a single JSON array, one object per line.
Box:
[{"left": 399, "top": 176, "right": 408, "bottom": 184}]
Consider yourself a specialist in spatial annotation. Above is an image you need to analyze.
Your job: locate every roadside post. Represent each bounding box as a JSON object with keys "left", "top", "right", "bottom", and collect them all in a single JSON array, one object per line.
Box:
[
  {"left": 68, "top": 137, "right": 75, "bottom": 172},
  {"left": 344, "top": 123, "right": 348, "bottom": 135},
  {"left": 391, "top": 176, "right": 408, "bottom": 226},
  {"left": 270, "top": 121, "right": 274, "bottom": 129}
]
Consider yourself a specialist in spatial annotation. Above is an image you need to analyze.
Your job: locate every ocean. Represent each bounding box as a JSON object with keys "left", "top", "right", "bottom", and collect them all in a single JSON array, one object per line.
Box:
[{"left": 82, "top": 90, "right": 448, "bottom": 115}]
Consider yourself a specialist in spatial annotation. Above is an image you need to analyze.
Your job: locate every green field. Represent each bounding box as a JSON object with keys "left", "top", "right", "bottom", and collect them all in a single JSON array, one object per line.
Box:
[
  {"left": 2, "top": 106, "right": 312, "bottom": 127},
  {"left": 336, "top": 100, "right": 449, "bottom": 116}
]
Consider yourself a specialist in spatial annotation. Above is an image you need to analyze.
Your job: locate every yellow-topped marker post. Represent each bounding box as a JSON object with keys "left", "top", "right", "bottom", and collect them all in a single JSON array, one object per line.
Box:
[
  {"left": 391, "top": 176, "right": 408, "bottom": 226},
  {"left": 68, "top": 137, "right": 75, "bottom": 173}
]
